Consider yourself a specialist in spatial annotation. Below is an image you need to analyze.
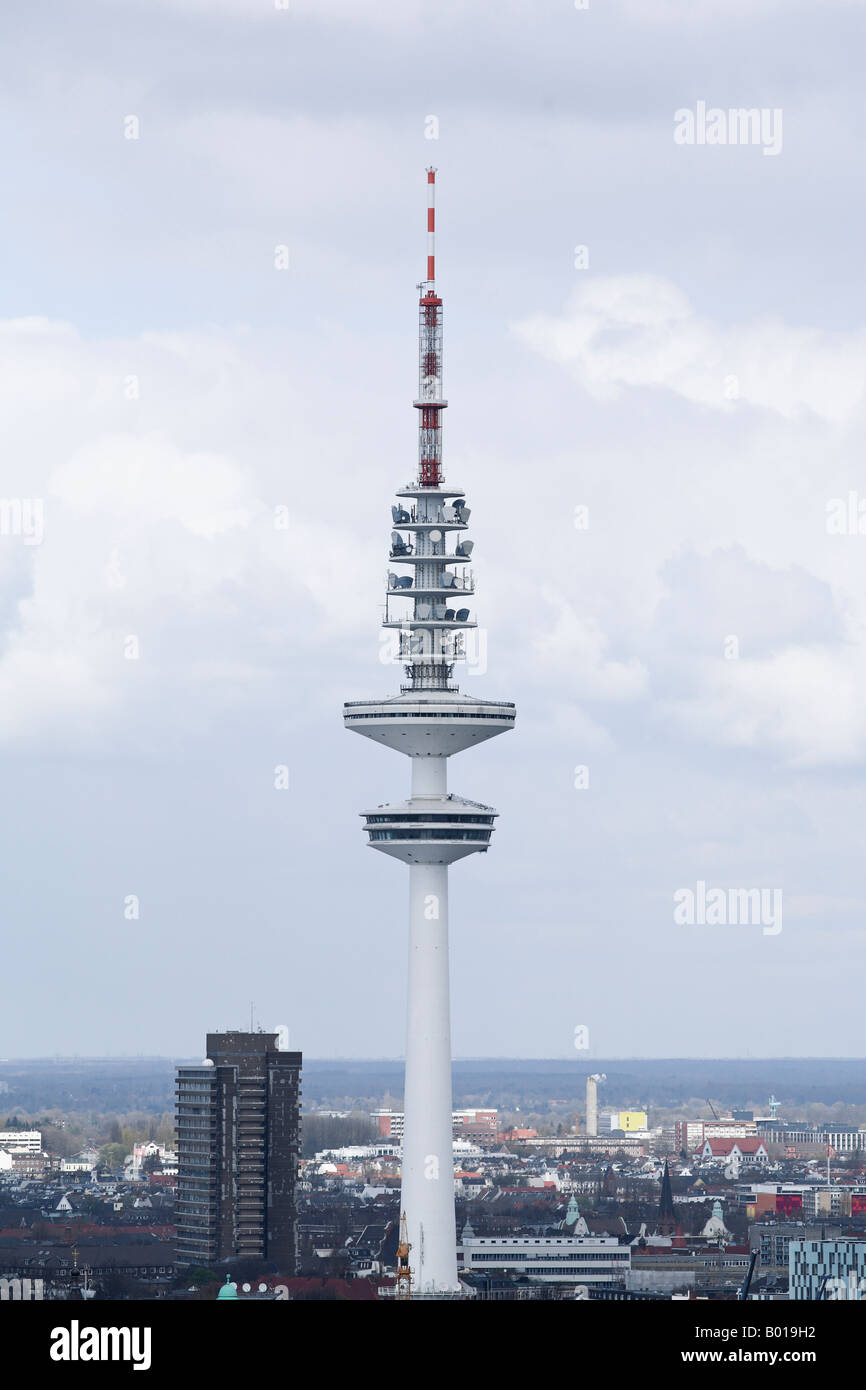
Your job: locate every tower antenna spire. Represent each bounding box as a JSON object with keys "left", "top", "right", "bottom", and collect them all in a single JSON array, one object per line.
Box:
[
  {"left": 416, "top": 168, "right": 446, "bottom": 494},
  {"left": 426, "top": 165, "right": 436, "bottom": 285}
]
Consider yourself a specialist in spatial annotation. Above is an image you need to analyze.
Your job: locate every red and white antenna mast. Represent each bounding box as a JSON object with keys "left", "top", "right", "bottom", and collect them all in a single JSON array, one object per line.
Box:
[
  {"left": 414, "top": 167, "right": 447, "bottom": 488},
  {"left": 427, "top": 164, "right": 436, "bottom": 283}
]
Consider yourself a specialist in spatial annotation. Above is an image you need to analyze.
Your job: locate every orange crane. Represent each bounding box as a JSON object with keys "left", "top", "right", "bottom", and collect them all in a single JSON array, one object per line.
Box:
[{"left": 396, "top": 1212, "right": 413, "bottom": 1300}]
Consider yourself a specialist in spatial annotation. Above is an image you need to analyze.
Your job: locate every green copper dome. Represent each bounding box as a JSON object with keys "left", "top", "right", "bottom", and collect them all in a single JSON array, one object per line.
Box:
[{"left": 217, "top": 1276, "right": 238, "bottom": 1300}]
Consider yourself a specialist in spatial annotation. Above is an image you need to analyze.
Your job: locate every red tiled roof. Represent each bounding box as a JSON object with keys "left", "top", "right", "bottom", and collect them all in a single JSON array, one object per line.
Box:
[{"left": 702, "top": 1137, "right": 767, "bottom": 1155}]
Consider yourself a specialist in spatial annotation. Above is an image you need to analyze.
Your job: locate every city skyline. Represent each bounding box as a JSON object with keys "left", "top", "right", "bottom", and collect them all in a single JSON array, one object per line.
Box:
[{"left": 2, "top": 0, "right": 866, "bottom": 1058}]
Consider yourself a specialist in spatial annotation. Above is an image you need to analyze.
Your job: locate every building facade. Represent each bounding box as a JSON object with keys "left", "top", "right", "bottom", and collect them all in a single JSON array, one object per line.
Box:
[
  {"left": 610, "top": 1111, "right": 648, "bottom": 1133},
  {"left": 175, "top": 1031, "right": 301, "bottom": 1270},
  {"left": 460, "top": 1235, "right": 630, "bottom": 1288},
  {"left": 674, "top": 1119, "right": 757, "bottom": 1152},
  {"left": 131, "top": 1141, "right": 177, "bottom": 1179},
  {"left": 372, "top": 1107, "right": 497, "bottom": 1141},
  {"left": 750, "top": 1222, "right": 842, "bottom": 1274},
  {"left": 757, "top": 1121, "right": 866, "bottom": 1151},
  {"left": 699, "top": 1138, "right": 769, "bottom": 1164},
  {"left": 789, "top": 1239, "right": 866, "bottom": 1300},
  {"left": 0, "top": 1130, "right": 41, "bottom": 1153}
]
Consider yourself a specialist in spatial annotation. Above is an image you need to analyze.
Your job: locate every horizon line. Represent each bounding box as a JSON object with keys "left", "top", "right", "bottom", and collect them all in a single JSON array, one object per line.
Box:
[{"left": 3, "top": 1054, "right": 866, "bottom": 1065}]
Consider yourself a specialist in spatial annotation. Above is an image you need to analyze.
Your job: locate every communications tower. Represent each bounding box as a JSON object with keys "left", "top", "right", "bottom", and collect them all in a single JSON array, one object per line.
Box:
[{"left": 344, "top": 170, "right": 515, "bottom": 1292}]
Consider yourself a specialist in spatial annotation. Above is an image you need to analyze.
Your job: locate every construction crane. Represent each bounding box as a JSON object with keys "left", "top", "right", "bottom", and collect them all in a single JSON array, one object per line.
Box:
[
  {"left": 396, "top": 1211, "right": 413, "bottom": 1300},
  {"left": 706, "top": 1098, "right": 720, "bottom": 1121},
  {"left": 738, "top": 1250, "right": 758, "bottom": 1301}
]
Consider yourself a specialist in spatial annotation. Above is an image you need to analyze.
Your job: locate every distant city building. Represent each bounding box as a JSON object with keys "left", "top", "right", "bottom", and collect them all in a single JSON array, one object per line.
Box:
[
  {"left": 746, "top": 1185, "right": 866, "bottom": 1221},
  {"left": 0, "top": 1241, "right": 174, "bottom": 1289},
  {"left": 789, "top": 1240, "right": 866, "bottom": 1300},
  {"left": 699, "top": 1138, "right": 768, "bottom": 1164},
  {"left": 701, "top": 1199, "right": 731, "bottom": 1241},
  {"left": 517, "top": 1134, "right": 651, "bottom": 1157},
  {"left": 59, "top": 1158, "right": 97, "bottom": 1176},
  {"left": 705, "top": 1119, "right": 757, "bottom": 1139},
  {"left": 175, "top": 1031, "right": 301, "bottom": 1270},
  {"left": 756, "top": 1121, "right": 866, "bottom": 1151},
  {"left": 609, "top": 1111, "right": 648, "bottom": 1133},
  {"left": 371, "top": 1108, "right": 497, "bottom": 1141},
  {"left": 453, "top": 1110, "right": 498, "bottom": 1141},
  {"left": 745, "top": 1186, "right": 806, "bottom": 1220},
  {"left": 0, "top": 1150, "right": 49, "bottom": 1178},
  {"left": 372, "top": 1110, "right": 403, "bottom": 1139},
  {"left": 344, "top": 1223, "right": 399, "bottom": 1277},
  {"left": 806, "top": 1187, "right": 865, "bottom": 1219},
  {"left": 750, "top": 1222, "right": 842, "bottom": 1273},
  {"left": 460, "top": 1235, "right": 630, "bottom": 1287},
  {"left": 0, "top": 1131, "right": 41, "bottom": 1154},
  {"left": 674, "top": 1119, "right": 756, "bottom": 1151},
  {"left": 675, "top": 1120, "right": 705, "bottom": 1152},
  {"left": 130, "top": 1142, "right": 177, "bottom": 1180}
]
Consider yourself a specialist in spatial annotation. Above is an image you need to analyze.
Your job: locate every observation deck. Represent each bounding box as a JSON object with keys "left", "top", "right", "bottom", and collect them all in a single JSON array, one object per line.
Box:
[
  {"left": 361, "top": 793, "right": 497, "bottom": 864},
  {"left": 344, "top": 692, "right": 516, "bottom": 757}
]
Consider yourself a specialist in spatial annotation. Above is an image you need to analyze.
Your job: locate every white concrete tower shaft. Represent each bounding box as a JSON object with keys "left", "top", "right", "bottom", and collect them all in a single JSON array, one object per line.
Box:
[
  {"left": 401, "top": 753, "right": 454, "bottom": 1288},
  {"left": 404, "top": 858, "right": 453, "bottom": 1282},
  {"left": 344, "top": 172, "right": 515, "bottom": 1293}
]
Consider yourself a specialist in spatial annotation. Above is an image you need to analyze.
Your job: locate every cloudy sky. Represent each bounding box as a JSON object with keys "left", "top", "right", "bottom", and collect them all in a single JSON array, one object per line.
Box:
[{"left": 2, "top": 0, "right": 865, "bottom": 1059}]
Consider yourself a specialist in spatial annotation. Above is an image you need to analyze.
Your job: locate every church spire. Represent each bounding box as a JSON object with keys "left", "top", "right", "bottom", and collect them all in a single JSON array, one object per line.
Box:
[{"left": 657, "top": 1158, "right": 675, "bottom": 1233}]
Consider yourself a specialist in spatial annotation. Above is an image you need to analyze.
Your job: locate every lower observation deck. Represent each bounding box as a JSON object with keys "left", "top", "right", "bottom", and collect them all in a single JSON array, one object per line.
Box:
[
  {"left": 362, "top": 794, "right": 497, "bottom": 864},
  {"left": 343, "top": 692, "right": 516, "bottom": 756}
]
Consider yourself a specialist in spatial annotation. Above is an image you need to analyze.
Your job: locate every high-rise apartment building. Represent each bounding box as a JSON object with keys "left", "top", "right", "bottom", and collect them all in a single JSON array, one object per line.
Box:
[{"left": 175, "top": 1031, "right": 301, "bottom": 1270}]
